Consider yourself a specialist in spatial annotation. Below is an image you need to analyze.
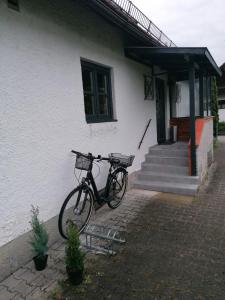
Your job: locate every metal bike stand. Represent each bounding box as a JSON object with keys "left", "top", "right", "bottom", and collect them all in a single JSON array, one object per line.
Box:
[{"left": 82, "top": 224, "right": 126, "bottom": 255}]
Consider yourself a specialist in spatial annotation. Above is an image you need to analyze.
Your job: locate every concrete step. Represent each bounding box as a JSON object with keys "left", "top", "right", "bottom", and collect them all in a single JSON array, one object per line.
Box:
[
  {"left": 133, "top": 180, "right": 198, "bottom": 196},
  {"left": 142, "top": 163, "right": 189, "bottom": 175},
  {"left": 151, "top": 143, "right": 188, "bottom": 150},
  {"left": 137, "top": 171, "right": 199, "bottom": 184},
  {"left": 149, "top": 148, "right": 188, "bottom": 158},
  {"left": 145, "top": 155, "right": 188, "bottom": 167}
]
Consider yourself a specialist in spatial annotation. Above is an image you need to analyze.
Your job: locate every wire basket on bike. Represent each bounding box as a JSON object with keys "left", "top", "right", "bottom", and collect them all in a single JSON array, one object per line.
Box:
[
  {"left": 109, "top": 153, "right": 135, "bottom": 168},
  {"left": 75, "top": 154, "right": 92, "bottom": 171}
]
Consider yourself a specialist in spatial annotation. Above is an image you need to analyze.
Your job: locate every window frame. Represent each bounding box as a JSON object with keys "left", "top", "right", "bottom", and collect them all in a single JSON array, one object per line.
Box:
[{"left": 81, "top": 60, "right": 114, "bottom": 124}]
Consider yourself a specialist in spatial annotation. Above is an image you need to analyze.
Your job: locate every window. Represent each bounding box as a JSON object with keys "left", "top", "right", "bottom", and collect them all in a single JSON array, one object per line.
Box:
[{"left": 81, "top": 60, "right": 114, "bottom": 123}]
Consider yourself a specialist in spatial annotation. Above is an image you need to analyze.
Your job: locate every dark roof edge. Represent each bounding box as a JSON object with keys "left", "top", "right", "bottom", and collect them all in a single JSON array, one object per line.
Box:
[
  {"left": 220, "top": 63, "right": 225, "bottom": 72},
  {"left": 126, "top": 46, "right": 207, "bottom": 55},
  {"left": 126, "top": 47, "right": 222, "bottom": 76},
  {"left": 204, "top": 49, "right": 222, "bottom": 76}
]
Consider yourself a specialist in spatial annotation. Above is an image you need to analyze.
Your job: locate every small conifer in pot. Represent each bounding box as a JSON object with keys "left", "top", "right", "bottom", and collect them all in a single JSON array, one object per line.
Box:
[
  {"left": 65, "top": 222, "right": 85, "bottom": 285},
  {"left": 29, "top": 205, "right": 49, "bottom": 271}
]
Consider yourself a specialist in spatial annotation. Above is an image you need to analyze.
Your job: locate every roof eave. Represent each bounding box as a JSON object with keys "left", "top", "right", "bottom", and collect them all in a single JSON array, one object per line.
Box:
[
  {"left": 204, "top": 49, "right": 222, "bottom": 77},
  {"left": 125, "top": 47, "right": 222, "bottom": 77}
]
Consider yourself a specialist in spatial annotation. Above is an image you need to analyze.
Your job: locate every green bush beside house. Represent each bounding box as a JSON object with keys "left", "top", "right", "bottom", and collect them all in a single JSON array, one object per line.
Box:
[
  {"left": 218, "top": 121, "right": 225, "bottom": 135},
  {"left": 211, "top": 76, "right": 219, "bottom": 138}
]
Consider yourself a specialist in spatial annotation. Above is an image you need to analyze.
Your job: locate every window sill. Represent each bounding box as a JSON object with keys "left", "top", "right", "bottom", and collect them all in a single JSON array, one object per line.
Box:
[{"left": 86, "top": 119, "right": 118, "bottom": 124}]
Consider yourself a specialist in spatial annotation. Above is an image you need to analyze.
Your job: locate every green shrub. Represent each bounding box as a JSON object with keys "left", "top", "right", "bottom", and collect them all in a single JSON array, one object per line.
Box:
[
  {"left": 211, "top": 77, "right": 219, "bottom": 138},
  {"left": 218, "top": 121, "right": 225, "bottom": 133},
  {"left": 65, "top": 223, "right": 85, "bottom": 271},
  {"left": 29, "top": 205, "right": 49, "bottom": 257}
]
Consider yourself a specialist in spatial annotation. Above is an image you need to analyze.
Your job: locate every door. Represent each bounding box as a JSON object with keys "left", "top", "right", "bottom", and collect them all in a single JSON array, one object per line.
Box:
[{"left": 156, "top": 78, "right": 166, "bottom": 144}]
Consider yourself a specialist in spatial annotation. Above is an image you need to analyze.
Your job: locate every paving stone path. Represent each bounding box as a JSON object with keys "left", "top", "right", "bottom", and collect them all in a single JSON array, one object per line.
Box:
[
  {"left": 1, "top": 137, "right": 225, "bottom": 299},
  {"left": 0, "top": 189, "right": 157, "bottom": 300}
]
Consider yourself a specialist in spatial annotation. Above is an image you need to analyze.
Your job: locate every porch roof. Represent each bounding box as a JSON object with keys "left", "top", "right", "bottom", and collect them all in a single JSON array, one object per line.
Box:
[{"left": 125, "top": 47, "right": 222, "bottom": 79}]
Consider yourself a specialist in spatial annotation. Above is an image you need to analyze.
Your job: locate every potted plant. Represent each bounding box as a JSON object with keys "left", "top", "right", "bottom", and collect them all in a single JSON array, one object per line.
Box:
[
  {"left": 65, "top": 222, "right": 85, "bottom": 285},
  {"left": 29, "top": 205, "right": 49, "bottom": 271}
]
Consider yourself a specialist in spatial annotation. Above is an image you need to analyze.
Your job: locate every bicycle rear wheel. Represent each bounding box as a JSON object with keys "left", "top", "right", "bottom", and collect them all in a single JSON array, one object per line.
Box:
[
  {"left": 58, "top": 185, "right": 94, "bottom": 239},
  {"left": 107, "top": 168, "right": 128, "bottom": 209}
]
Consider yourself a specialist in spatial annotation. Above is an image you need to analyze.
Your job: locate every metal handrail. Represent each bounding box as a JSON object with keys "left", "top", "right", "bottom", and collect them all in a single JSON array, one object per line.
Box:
[
  {"left": 138, "top": 118, "right": 152, "bottom": 149},
  {"left": 106, "top": 0, "right": 176, "bottom": 47}
]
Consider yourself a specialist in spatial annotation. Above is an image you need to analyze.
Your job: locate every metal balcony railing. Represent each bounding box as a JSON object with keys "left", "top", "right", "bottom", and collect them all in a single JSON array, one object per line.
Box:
[{"left": 106, "top": 0, "right": 176, "bottom": 47}]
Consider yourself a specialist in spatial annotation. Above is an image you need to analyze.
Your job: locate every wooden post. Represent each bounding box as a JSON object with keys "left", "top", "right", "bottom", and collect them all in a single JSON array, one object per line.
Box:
[
  {"left": 189, "top": 63, "right": 197, "bottom": 176},
  {"left": 208, "top": 76, "right": 212, "bottom": 116},
  {"left": 168, "top": 80, "right": 173, "bottom": 120},
  {"left": 199, "top": 71, "right": 204, "bottom": 118},
  {"left": 206, "top": 75, "right": 209, "bottom": 116}
]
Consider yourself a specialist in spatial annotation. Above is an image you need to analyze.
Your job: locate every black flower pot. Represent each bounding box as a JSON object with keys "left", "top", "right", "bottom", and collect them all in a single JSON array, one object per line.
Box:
[
  {"left": 66, "top": 267, "right": 83, "bottom": 285},
  {"left": 33, "top": 254, "right": 48, "bottom": 271}
]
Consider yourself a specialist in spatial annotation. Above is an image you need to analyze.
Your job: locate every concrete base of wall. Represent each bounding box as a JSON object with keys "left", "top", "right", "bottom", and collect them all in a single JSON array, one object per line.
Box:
[{"left": 0, "top": 214, "right": 61, "bottom": 282}]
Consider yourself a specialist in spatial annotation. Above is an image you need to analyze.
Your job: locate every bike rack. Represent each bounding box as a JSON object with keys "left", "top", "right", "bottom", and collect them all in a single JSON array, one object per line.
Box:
[{"left": 82, "top": 224, "right": 126, "bottom": 255}]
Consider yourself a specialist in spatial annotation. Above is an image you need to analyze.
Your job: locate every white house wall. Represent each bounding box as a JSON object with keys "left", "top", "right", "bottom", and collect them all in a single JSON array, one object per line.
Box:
[
  {"left": 219, "top": 109, "right": 225, "bottom": 122},
  {"left": 196, "top": 118, "right": 214, "bottom": 180},
  {"left": 218, "top": 96, "right": 225, "bottom": 122},
  {"left": 176, "top": 81, "right": 200, "bottom": 117},
  {"left": 0, "top": 0, "right": 158, "bottom": 247}
]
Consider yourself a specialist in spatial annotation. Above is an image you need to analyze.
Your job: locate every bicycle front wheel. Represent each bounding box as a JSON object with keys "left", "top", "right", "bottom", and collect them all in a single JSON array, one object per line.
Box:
[
  {"left": 107, "top": 168, "right": 128, "bottom": 209},
  {"left": 58, "top": 185, "right": 94, "bottom": 239}
]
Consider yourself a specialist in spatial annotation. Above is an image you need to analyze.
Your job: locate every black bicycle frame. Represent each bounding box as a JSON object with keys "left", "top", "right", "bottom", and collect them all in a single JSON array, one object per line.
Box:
[{"left": 85, "top": 168, "right": 112, "bottom": 204}]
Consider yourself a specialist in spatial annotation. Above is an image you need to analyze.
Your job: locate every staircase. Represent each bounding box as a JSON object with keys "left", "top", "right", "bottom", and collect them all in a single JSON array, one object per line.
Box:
[{"left": 133, "top": 143, "right": 199, "bottom": 195}]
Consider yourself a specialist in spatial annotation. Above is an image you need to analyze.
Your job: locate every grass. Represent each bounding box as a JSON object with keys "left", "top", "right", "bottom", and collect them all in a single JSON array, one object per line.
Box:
[{"left": 48, "top": 275, "right": 93, "bottom": 300}]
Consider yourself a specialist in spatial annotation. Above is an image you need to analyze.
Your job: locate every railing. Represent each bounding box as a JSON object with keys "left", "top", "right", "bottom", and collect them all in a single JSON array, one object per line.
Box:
[
  {"left": 138, "top": 118, "right": 152, "bottom": 149},
  {"left": 107, "top": 0, "right": 176, "bottom": 47}
]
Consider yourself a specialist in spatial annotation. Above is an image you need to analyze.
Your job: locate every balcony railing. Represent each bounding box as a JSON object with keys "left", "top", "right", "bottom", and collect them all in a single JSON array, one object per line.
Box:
[{"left": 106, "top": 0, "right": 176, "bottom": 47}]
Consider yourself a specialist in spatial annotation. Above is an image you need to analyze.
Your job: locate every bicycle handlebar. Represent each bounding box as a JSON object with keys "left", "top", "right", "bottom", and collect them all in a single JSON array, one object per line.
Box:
[
  {"left": 71, "top": 150, "right": 87, "bottom": 158},
  {"left": 71, "top": 150, "right": 119, "bottom": 164},
  {"left": 71, "top": 150, "right": 106, "bottom": 160}
]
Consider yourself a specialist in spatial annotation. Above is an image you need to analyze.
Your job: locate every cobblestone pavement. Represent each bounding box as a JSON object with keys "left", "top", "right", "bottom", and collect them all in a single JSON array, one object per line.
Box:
[
  {"left": 0, "top": 189, "right": 158, "bottom": 300},
  {"left": 201, "top": 136, "right": 225, "bottom": 195},
  {"left": 1, "top": 137, "right": 225, "bottom": 300}
]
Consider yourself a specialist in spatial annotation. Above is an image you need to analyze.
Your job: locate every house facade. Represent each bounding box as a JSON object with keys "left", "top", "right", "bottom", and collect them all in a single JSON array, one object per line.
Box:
[
  {"left": 217, "top": 63, "right": 225, "bottom": 121},
  {"left": 0, "top": 0, "right": 221, "bottom": 280}
]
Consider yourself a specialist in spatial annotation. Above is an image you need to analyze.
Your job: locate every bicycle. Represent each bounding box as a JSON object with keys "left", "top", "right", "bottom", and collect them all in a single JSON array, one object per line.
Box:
[{"left": 58, "top": 150, "right": 135, "bottom": 239}]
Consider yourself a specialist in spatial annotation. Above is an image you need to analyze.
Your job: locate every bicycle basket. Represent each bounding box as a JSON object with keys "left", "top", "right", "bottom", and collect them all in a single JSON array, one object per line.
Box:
[
  {"left": 109, "top": 153, "right": 135, "bottom": 168},
  {"left": 75, "top": 154, "right": 92, "bottom": 171}
]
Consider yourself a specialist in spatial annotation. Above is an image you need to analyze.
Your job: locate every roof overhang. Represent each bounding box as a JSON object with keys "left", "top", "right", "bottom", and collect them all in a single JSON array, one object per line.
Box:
[
  {"left": 84, "top": 0, "right": 163, "bottom": 47},
  {"left": 125, "top": 47, "right": 222, "bottom": 80}
]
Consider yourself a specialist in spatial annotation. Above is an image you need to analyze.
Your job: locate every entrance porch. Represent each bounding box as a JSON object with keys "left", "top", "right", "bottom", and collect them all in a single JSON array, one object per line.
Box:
[{"left": 128, "top": 47, "right": 221, "bottom": 195}]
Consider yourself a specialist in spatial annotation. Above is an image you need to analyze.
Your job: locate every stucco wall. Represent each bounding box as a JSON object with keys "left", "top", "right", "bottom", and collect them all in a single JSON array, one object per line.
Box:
[
  {"left": 219, "top": 109, "right": 225, "bottom": 122},
  {"left": 196, "top": 118, "right": 214, "bottom": 180},
  {"left": 176, "top": 81, "right": 200, "bottom": 117},
  {"left": 0, "top": 0, "right": 158, "bottom": 248},
  {"left": 218, "top": 94, "right": 225, "bottom": 121}
]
